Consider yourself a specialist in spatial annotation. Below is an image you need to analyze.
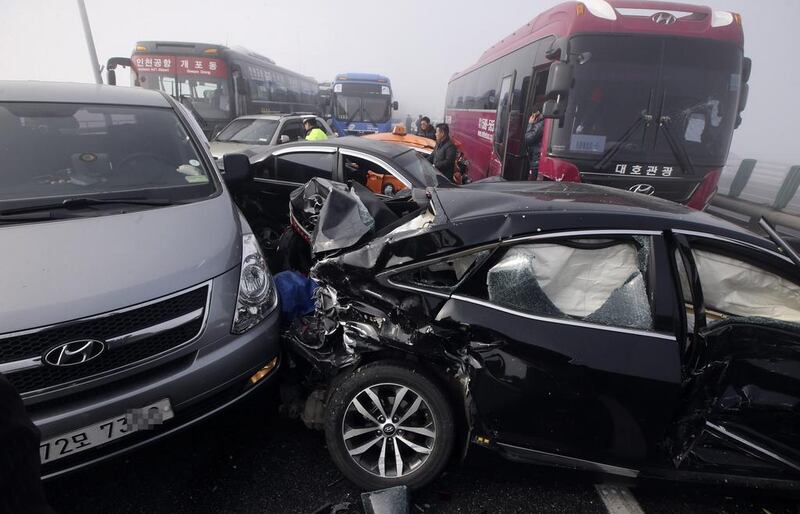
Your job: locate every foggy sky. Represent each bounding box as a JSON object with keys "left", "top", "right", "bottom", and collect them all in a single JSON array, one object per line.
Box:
[{"left": 1, "top": 0, "right": 798, "bottom": 163}]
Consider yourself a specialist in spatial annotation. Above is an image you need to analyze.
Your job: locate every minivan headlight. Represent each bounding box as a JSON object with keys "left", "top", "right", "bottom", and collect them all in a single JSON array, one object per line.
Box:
[{"left": 232, "top": 234, "right": 277, "bottom": 334}]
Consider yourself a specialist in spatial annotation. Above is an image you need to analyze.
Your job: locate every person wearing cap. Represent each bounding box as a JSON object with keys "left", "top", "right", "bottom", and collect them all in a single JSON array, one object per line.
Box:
[{"left": 303, "top": 118, "right": 328, "bottom": 141}]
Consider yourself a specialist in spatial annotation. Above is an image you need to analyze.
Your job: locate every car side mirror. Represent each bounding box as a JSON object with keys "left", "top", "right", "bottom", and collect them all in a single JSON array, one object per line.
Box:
[
  {"left": 221, "top": 153, "right": 253, "bottom": 185},
  {"left": 279, "top": 135, "right": 290, "bottom": 144},
  {"left": 392, "top": 101, "right": 399, "bottom": 111}
]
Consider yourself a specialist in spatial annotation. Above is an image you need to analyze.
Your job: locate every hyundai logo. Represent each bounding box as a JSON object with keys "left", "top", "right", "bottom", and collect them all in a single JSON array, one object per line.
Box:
[
  {"left": 630, "top": 184, "right": 656, "bottom": 196},
  {"left": 652, "top": 12, "right": 677, "bottom": 24},
  {"left": 43, "top": 340, "right": 105, "bottom": 367}
]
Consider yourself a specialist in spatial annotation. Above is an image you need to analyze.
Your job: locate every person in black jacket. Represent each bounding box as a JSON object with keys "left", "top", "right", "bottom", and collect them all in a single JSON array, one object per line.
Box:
[
  {"left": 524, "top": 109, "right": 545, "bottom": 180},
  {"left": 428, "top": 123, "right": 458, "bottom": 181},
  {"left": 418, "top": 116, "right": 436, "bottom": 140},
  {"left": 0, "top": 373, "right": 54, "bottom": 514}
]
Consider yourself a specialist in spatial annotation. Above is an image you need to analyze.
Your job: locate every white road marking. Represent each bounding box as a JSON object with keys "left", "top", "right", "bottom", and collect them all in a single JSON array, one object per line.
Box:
[{"left": 595, "top": 484, "right": 645, "bottom": 514}]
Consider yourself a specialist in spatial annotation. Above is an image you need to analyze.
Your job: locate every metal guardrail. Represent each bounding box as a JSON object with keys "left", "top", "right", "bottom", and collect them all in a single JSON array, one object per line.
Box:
[{"left": 708, "top": 158, "right": 800, "bottom": 235}]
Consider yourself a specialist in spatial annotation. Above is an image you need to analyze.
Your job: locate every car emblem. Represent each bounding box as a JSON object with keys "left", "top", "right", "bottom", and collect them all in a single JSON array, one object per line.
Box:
[
  {"left": 652, "top": 12, "right": 677, "bottom": 24},
  {"left": 630, "top": 184, "right": 656, "bottom": 196},
  {"left": 43, "top": 339, "right": 105, "bottom": 367}
]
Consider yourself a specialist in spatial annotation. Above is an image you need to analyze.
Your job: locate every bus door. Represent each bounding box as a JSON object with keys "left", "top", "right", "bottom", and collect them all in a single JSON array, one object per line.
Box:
[{"left": 492, "top": 72, "right": 515, "bottom": 177}]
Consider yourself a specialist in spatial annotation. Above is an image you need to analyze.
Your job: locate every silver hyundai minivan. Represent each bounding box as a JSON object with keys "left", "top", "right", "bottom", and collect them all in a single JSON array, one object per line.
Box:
[{"left": 0, "top": 81, "right": 280, "bottom": 478}]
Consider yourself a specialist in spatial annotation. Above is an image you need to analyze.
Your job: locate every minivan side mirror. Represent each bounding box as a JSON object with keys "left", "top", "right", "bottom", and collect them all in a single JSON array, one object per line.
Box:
[{"left": 222, "top": 153, "right": 253, "bottom": 185}]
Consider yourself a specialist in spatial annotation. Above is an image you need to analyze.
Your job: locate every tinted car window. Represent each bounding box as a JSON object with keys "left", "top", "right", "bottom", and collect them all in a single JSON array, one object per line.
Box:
[
  {"left": 0, "top": 102, "right": 215, "bottom": 210},
  {"left": 395, "top": 150, "right": 443, "bottom": 187},
  {"left": 275, "top": 152, "right": 334, "bottom": 183},
  {"left": 343, "top": 154, "right": 405, "bottom": 196},
  {"left": 479, "top": 237, "right": 654, "bottom": 330}
]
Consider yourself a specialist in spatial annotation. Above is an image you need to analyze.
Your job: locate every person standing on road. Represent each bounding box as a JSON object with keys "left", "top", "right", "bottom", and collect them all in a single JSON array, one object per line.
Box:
[
  {"left": 303, "top": 118, "right": 328, "bottom": 141},
  {"left": 525, "top": 109, "right": 545, "bottom": 180},
  {"left": 415, "top": 115, "right": 423, "bottom": 134},
  {"left": 405, "top": 114, "right": 413, "bottom": 134},
  {"left": 428, "top": 123, "right": 458, "bottom": 181},
  {"left": 419, "top": 116, "right": 436, "bottom": 140},
  {"left": 1, "top": 373, "right": 55, "bottom": 514}
]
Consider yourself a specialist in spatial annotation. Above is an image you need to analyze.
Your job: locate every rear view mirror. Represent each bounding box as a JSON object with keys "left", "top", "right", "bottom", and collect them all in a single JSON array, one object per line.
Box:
[
  {"left": 742, "top": 57, "right": 752, "bottom": 84},
  {"left": 221, "top": 153, "right": 253, "bottom": 186},
  {"left": 543, "top": 61, "right": 573, "bottom": 120},
  {"left": 279, "top": 135, "right": 290, "bottom": 144},
  {"left": 542, "top": 99, "right": 567, "bottom": 120}
]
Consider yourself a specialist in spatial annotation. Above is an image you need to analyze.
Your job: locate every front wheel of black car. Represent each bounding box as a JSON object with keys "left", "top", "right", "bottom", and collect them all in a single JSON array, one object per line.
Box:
[{"left": 324, "top": 362, "right": 454, "bottom": 490}]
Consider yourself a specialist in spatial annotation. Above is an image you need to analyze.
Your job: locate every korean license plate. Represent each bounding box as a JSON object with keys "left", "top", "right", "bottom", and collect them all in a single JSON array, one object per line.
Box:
[
  {"left": 39, "top": 399, "right": 174, "bottom": 464},
  {"left": 614, "top": 164, "right": 677, "bottom": 177}
]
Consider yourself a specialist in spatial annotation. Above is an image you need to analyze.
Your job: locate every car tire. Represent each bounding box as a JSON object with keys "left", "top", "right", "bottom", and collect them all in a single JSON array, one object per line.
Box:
[{"left": 324, "top": 362, "right": 454, "bottom": 490}]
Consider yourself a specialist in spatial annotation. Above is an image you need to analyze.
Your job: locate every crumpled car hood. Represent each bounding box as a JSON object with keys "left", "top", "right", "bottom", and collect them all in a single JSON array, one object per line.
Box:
[{"left": 0, "top": 195, "right": 241, "bottom": 334}]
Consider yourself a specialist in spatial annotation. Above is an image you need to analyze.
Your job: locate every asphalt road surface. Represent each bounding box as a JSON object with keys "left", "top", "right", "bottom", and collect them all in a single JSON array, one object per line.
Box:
[{"left": 45, "top": 387, "right": 799, "bottom": 514}]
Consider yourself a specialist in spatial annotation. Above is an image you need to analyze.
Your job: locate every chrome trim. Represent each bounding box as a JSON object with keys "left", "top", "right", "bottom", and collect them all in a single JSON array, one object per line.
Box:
[
  {"left": 253, "top": 177, "right": 303, "bottom": 187},
  {"left": 7, "top": 281, "right": 213, "bottom": 399},
  {"left": 105, "top": 308, "right": 204, "bottom": 349},
  {"left": 0, "top": 357, "right": 42, "bottom": 374},
  {"left": 496, "top": 442, "right": 640, "bottom": 478},
  {"left": 272, "top": 146, "right": 337, "bottom": 156},
  {"left": 385, "top": 279, "right": 450, "bottom": 299},
  {"left": 705, "top": 421, "right": 800, "bottom": 473},
  {"left": 505, "top": 229, "right": 662, "bottom": 245},
  {"left": 339, "top": 149, "right": 413, "bottom": 189},
  {"left": 671, "top": 229, "right": 789, "bottom": 264},
  {"left": 451, "top": 294, "right": 676, "bottom": 341},
  {"left": 0, "top": 281, "right": 212, "bottom": 340}
]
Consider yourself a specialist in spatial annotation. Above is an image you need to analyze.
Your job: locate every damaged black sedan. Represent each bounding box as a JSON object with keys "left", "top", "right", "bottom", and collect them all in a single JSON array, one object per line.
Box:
[{"left": 282, "top": 179, "right": 800, "bottom": 491}]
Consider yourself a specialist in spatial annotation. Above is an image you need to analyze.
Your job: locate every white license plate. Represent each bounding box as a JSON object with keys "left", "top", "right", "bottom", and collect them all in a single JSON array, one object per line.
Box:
[{"left": 39, "top": 398, "right": 174, "bottom": 464}]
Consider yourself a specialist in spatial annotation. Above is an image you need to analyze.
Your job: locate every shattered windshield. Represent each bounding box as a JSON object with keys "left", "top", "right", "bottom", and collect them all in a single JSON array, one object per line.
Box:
[{"left": 549, "top": 35, "right": 743, "bottom": 168}]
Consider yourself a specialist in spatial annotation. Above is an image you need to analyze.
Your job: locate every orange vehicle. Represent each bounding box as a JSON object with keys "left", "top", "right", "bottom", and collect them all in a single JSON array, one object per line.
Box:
[{"left": 363, "top": 124, "right": 469, "bottom": 185}]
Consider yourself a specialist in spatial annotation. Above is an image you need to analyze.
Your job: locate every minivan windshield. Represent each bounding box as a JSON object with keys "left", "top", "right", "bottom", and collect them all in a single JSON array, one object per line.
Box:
[
  {"left": 0, "top": 103, "right": 217, "bottom": 213},
  {"left": 214, "top": 118, "right": 279, "bottom": 144}
]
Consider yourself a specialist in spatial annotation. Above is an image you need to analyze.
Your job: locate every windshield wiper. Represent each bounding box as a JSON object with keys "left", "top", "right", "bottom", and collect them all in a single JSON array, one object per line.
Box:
[
  {"left": 0, "top": 197, "right": 173, "bottom": 216},
  {"left": 594, "top": 110, "right": 653, "bottom": 171},
  {"left": 759, "top": 218, "right": 800, "bottom": 269},
  {"left": 657, "top": 116, "right": 698, "bottom": 177}
]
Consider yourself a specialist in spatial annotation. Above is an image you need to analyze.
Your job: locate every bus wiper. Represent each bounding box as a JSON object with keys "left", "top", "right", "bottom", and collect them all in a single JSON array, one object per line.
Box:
[
  {"left": 0, "top": 197, "right": 173, "bottom": 216},
  {"left": 759, "top": 218, "right": 800, "bottom": 269},
  {"left": 657, "top": 116, "right": 698, "bottom": 176},
  {"left": 594, "top": 110, "right": 653, "bottom": 171}
]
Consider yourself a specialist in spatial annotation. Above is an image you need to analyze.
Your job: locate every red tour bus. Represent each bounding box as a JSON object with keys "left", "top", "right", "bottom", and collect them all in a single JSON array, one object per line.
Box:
[{"left": 445, "top": 0, "right": 751, "bottom": 209}]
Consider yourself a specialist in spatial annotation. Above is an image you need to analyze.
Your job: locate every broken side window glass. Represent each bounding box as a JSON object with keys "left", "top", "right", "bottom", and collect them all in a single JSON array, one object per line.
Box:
[
  {"left": 393, "top": 250, "right": 490, "bottom": 289},
  {"left": 484, "top": 238, "right": 654, "bottom": 330},
  {"left": 692, "top": 248, "right": 800, "bottom": 323}
]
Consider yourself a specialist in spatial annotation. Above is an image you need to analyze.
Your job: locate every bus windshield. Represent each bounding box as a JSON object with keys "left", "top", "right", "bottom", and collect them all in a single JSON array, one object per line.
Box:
[
  {"left": 550, "top": 35, "right": 743, "bottom": 168},
  {"left": 333, "top": 83, "right": 392, "bottom": 123}
]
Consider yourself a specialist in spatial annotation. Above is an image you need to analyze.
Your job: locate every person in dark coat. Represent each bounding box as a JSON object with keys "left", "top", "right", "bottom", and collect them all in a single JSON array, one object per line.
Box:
[
  {"left": 418, "top": 116, "right": 436, "bottom": 140},
  {"left": 428, "top": 123, "right": 458, "bottom": 181},
  {"left": 525, "top": 109, "right": 545, "bottom": 180},
  {"left": 0, "top": 373, "right": 54, "bottom": 514}
]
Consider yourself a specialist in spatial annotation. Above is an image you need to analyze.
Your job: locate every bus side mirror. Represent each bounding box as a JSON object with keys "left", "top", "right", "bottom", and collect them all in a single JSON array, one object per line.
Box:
[
  {"left": 392, "top": 101, "right": 399, "bottom": 111},
  {"left": 221, "top": 153, "right": 254, "bottom": 185},
  {"left": 234, "top": 74, "right": 248, "bottom": 94},
  {"left": 545, "top": 62, "right": 572, "bottom": 100},
  {"left": 542, "top": 98, "right": 567, "bottom": 120},
  {"left": 107, "top": 69, "right": 117, "bottom": 86},
  {"left": 742, "top": 57, "right": 752, "bottom": 84},
  {"left": 545, "top": 37, "right": 568, "bottom": 62},
  {"left": 106, "top": 57, "right": 133, "bottom": 86}
]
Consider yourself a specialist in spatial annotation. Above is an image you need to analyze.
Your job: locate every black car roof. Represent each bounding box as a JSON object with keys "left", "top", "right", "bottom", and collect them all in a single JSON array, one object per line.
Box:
[
  {"left": 0, "top": 81, "right": 171, "bottom": 108},
  {"left": 435, "top": 181, "right": 772, "bottom": 248},
  {"left": 252, "top": 136, "right": 413, "bottom": 161}
]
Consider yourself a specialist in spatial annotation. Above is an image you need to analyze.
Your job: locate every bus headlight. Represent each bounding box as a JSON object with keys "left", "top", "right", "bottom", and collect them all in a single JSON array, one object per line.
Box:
[{"left": 232, "top": 234, "right": 277, "bottom": 334}]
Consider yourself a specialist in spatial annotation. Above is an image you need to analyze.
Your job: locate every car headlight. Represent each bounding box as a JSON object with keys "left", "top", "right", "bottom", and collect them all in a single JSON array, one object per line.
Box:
[{"left": 232, "top": 234, "right": 277, "bottom": 334}]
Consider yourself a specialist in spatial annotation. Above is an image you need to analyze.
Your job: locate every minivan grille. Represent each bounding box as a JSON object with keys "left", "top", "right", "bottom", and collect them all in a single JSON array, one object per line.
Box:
[{"left": 0, "top": 284, "right": 209, "bottom": 395}]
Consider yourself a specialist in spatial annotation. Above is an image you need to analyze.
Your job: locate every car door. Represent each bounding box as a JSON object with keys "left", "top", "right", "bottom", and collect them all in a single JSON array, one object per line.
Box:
[
  {"left": 238, "top": 147, "right": 337, "bottom": 235},
  {"left": 339, "top": 149, "right": 412, "bottom": 197},
  {"left": 669, "top": 232, "right": 800, "bottom": 477},
  {"left": 441, "top": 231, "right": 683, "bottom": 466}
]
